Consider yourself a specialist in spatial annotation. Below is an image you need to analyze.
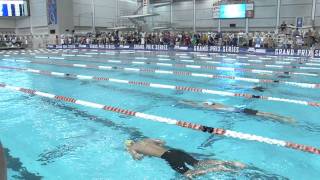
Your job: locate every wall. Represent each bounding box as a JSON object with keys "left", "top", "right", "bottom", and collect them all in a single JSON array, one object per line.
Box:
[
  {"left": 0, "top": 18, "right": 16, "bottom": 32},
  {"left": 73, "top": 0, "right": 137, "bottom": 31},
  {"left": 56, "top": 0, "right": 74, "bottom": 34},
  {"left": 0, "top": 0, "right": 319, "bottom": 34},
  {"left": 280, "top": 0, "right": 313, "bottom": 26},
  {"left": 151, "top": 0, "right": 317, "bottom": 32},
  {"left": 15, "top": 0, "right": 48, "bottom": 35}
]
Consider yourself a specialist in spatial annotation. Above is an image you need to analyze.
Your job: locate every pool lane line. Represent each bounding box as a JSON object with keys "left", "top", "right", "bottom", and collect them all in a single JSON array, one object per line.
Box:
[
  {"left": 0, "top": 83, "right": 319, "bottom": 155},
  {"left": 57, "top": 54, "right": 320, "bottom": 70},
  {"left": 6, "top": 51, "right": 320, "bottom": 71},
  {"left": 5, "top": 50, "right": 320, "bottom": 66},
  {"left": 0, "top": 66, "right": 320, "bottom": 114},
  {"left": 3, "top": 59, "right": 320, "bottom": 89},
  {"left": 30, "top": 56, "right": 320, "bottom": 77},
  {"left": 1, "top": 51, "right": 317, "bottom": 71},
  {"left": 1, "top": 65, "right": 320, "bottom": 107},
  {"left": 28, "top": 52, "right": 320, "bottom": 70}
]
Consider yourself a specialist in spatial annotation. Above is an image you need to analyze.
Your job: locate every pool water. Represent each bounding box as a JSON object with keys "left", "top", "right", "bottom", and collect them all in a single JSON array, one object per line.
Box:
[{"left": 0, "top": 49, "right": 319, "bottom": 180}]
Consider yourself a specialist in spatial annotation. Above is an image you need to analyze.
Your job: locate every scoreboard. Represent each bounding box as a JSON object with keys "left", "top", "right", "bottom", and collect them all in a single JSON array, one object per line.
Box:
[
  {"left": 213, "top": 0, "right": 254, "bottom": 19},
  {"left": 0, "top": 0, "right": 29, "bottom": 16}
]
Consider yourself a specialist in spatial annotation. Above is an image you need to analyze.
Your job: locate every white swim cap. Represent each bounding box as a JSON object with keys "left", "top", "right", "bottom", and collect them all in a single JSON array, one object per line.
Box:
[{"left": 204, "top": 101, "right": 213, "bottom": 105}]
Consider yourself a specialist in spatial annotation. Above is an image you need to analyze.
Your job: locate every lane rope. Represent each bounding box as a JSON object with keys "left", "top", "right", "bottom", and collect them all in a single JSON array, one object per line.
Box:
[
  {"left": 0, "top": 82, "right": 319, "bottom": 155},
  {"left": 5, "top": 49, "right": 320, "bottom": 70},
  {"left": 38, "top": 54, "right": 320, "bottom": 71},
  {"left": 30, "top": 55, "right": 320, "bottom": 77},
  {"left": 2, "top": 58, "right": 320, "bottom": 89},
  {"left": 3, "top": 51, "right": 320, "bottom": 77},
  {"left": 1, "top": 64, "right": 320, "bottom": 107},
  {"left": 7, "top": 48, "right": 320, "bottom": 66}
]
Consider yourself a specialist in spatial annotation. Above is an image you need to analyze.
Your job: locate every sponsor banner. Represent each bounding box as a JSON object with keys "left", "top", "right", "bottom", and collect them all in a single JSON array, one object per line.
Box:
[
  {"left": 47, "top": 0, "right": 57, "bottom": 25},
  {"left": 275, "top": 48, "right": 313, "bottom": 57},
  {"left": 46, "top": 44, "right": 320, "bottom": 57},
  {"left": 194, "top": 46, "right": 240, "bottom": 54},
  {"left": 296, "top": 17, "right": 303, "bottom": 28}
]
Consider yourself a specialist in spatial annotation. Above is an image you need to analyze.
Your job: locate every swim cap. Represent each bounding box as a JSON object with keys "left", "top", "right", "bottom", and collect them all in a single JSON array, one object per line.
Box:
[
  {"left": 204, "top": 101, "right": 213, "bottom": 105},
  {"left": 125, "top": 140, "right": 134, "bottom": 147}
]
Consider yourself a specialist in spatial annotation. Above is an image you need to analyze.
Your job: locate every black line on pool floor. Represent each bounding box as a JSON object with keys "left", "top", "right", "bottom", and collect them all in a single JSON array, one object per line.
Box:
[{"left": 3, "top": 147, "right": 43, "bottom": 180}]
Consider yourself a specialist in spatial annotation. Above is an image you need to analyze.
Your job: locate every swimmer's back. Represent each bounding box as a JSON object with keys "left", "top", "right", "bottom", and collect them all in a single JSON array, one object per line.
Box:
[{"left": 131, "top": 140, "right": 167, "bottom": 157}]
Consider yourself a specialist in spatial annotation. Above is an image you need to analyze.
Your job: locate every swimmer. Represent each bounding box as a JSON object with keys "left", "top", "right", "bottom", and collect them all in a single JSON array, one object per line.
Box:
[
  {"left": 0, "top": 143, "right": 6, "bottom": 180},
  {"left": 231, "top": 85, "right": 267, "bottom": 92},
  {"left": 180, "top": 100, "right": 295, "bottom": 124},
  {"left": 64, "top": 73, "right": 76, "bottom": 80},
  {"left": 277, "top": 75, "right": 291, "bottom": 78},
  {"left": 125, "top": 139, "right": 245, "bottom": 178},
  {"left": 277, "top": 72, "right": 291, "bottom": 79},
  {"left": 252, "top": 86, "right": 266, "bottom": 92}
]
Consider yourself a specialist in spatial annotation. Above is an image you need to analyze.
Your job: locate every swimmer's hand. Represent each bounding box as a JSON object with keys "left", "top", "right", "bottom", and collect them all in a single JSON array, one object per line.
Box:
[
  {"left": 127, "top": 148, "right": 144, "bottom": 161},
  {"left": 133, "top": 153, "right": 144, "bottom": 161},
  {"left": 231, "top": 162, "right": 246, "bottom": 169},
  {"left": 282, "top": 117, "right": 296, "bottom": 124}
]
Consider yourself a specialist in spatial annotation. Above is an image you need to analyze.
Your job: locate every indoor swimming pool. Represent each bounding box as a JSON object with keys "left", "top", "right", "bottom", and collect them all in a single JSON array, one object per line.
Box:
[{"left": 0, "top": 49, "right": 319, "bottom": 179}]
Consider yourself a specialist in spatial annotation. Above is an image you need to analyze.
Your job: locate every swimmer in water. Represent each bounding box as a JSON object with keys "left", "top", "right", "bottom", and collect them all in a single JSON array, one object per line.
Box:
[
  {"left": 252, "top": 86, "right": 267, "bottom": 92},
  {"left": 277, "top": 72, "right": 291, "bottom": 79},
  {"left": 179, "top": 100, "right": 295, "bottom": 124},
  {"left": 125, "top": 139, "right": 245, "bottom": 178},
  {"left": 0, "top": 143, "right": 6, "bottom": 180},
  {"left": 277, "top": 75, "right": 291, "bottom": 79}
]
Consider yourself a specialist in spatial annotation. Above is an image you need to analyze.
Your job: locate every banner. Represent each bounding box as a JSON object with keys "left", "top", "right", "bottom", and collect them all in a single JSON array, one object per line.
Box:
[
  {"left": 47, "top": 0, "right": 57, "bottom": 25},
  {"left": 296, "top": 17, "right": 303, "bottom": 28},
  {"left": 47, "top": 44, "right": 320, "bottom": 58}
]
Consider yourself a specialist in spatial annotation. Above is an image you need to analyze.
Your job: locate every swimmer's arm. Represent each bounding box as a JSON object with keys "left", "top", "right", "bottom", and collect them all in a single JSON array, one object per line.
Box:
[
  {"left": 178, "top": 100, "right": 200, "bottom": 107},
  {"left": 256, "top": 112, "right": 295, "bottom": 123},
  {"left": 127, "top": 147, "right": 144, "bottom": 160},
  {"left": 197, "top": 160, "right": 246, "bottom": 169},
  {"left": 146, "top": 139, "right": 166, "bottom": 146},
  {"left": 184, "top": 165, "right": 235, "bottom": 179}
]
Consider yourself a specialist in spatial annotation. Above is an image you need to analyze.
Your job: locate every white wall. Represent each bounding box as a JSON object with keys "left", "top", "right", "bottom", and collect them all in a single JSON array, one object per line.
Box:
[
  {"left": 1, "top": 0, "right": 320, "bottom": 33},
  {"left": 280, "top": 0, "right": 313, "bottom": 26},
  {"left": 150, "top": 0, "right": 317, "bottom": 32},
  {"left": 0, "top": 18, "right": 16, "bottom": 32},
  {"left": 73, "top": 0, "right": 137, "bottom": 31},
  {"left": 15, "top": 0, "right": 48, "bottom": 34}
]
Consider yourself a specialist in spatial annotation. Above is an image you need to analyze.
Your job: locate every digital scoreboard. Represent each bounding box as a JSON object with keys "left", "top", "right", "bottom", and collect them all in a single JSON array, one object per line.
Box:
[
  {"left": 213, "top": 1, "right": 254, "bottom": 19},
  {"left": 0, "top": 0, "right": 29, "bottom": 16}
]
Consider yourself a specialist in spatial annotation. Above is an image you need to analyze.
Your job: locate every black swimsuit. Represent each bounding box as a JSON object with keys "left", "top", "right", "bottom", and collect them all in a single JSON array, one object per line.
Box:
[
  {"left": 161, "top": 149, "right": 199, "bottom": 174},
  {"left": 242, "top": 108, "right": 258, "bottom": 115}
]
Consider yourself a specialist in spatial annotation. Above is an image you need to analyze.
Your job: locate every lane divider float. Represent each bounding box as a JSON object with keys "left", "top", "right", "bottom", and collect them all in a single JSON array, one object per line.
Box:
[
  {"left": 3, "top": 59, "right": 320, "bottom": 89},
  {"left": 31, "top": 56, "right": 320, "bottom": 77},
  {"left": 58, "top": 54, "right": 320, "bottom": 70},
  {"left": 0, "top": 82, "right": 319, "bottom": 155},
  {"left": 1, "top": 64, "right": 320, "bottom": 107},
  {"left": 24, "top": 51, "right": 320, "bottom": 70}
]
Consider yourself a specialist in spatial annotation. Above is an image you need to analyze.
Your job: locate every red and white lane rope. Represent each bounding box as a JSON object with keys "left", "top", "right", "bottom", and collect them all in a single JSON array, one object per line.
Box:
[
  {"left": 1, "top": 65, "right": 320, "bottom": 107},
  {"left": 5, "top": 50, "right": 320, "bottom": 68},
  {"left": 59, "top": 54, "right": 320, "bottom": 70},
  {"left": 0, "top": 82, "right": 319, "bottom": 155},
  {"left": 194, "top": 57, "right": 320, "bottom": 69},
  {"left": 31, "top": 55, "right": 320, "bottom": 77},
  {"left": 3, "top": 55, "right": 320, "bottom": 77},
  {"left": 30, "top": 52, "right": 320, "bottom": 71},
  {"left": 3, "top": 59, "right": 320, "bottom": 89}
]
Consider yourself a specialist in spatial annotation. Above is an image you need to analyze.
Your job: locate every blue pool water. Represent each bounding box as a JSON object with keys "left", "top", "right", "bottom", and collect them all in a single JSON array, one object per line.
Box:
[{"left": 0, "top": 49, "right": 320, "bottom": 180}]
